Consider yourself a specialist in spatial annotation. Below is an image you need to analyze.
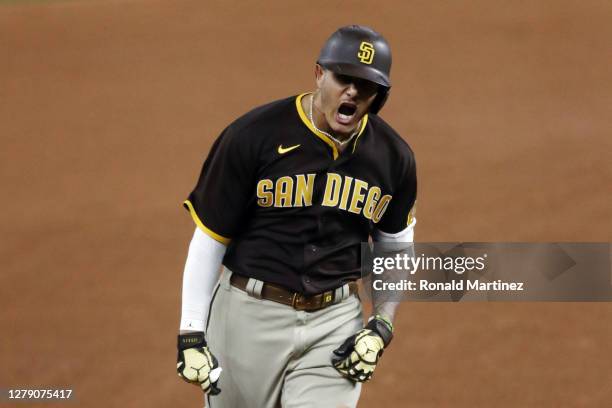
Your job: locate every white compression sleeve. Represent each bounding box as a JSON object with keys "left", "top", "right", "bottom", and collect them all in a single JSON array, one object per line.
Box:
[
  {"left": 370, "top": 217, "right": 416, "bottom": 323},
  {"left": 179, "top": 228, "right": 227, "bottom": 332},
  {"left": 373, "top": 216, "right": 416, "bottom": 244}
]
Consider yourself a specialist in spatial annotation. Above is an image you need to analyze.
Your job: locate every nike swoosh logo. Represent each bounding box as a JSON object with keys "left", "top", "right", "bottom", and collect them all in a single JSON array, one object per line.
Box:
[{"left": 278, "top": 144, "right": 301, "bottom": 154}]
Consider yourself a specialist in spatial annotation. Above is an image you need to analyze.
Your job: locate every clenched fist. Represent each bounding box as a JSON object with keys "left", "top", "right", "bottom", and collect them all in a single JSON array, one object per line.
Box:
[
  {"left": 177, "top": 332, "right": 222, "bottom": 395},
  {"left": 331, "top": 316, "right": 393, "bottom": 382}
]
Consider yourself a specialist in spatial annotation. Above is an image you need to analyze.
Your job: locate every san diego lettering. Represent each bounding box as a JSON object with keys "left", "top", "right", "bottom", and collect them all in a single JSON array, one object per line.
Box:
[{"left": 256, "top": 173, "right": 392, "bottom": 222}]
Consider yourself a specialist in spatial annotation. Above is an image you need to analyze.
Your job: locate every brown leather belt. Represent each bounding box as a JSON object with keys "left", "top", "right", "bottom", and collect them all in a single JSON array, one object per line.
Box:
[{"left": 230, "top": 273, "right": 358, "bottom": 312}]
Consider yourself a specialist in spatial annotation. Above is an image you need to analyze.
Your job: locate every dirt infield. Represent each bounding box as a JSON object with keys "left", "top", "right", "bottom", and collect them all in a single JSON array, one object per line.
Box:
[{"left": 1, "top": 0, "right": 611, "bottom": 407}]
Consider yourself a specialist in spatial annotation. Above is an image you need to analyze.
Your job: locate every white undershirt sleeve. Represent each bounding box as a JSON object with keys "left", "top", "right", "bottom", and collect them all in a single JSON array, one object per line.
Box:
[
  {"left": 373, "top": 216, "right": 416, "bottom": 245},
  {"left": 179, "top": 228, "right": 227, "bottom": 332},
  {"left": 369, "top": 217, "right": 417, "bottom": 323}
]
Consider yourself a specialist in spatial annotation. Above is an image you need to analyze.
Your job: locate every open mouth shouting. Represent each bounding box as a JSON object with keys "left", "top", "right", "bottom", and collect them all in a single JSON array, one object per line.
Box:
[{"left": 336, "top": 102, "right": 358, "bottom": 126}]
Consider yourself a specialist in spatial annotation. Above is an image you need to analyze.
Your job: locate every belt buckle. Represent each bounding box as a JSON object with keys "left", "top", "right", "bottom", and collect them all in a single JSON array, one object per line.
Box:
[{"left": 322, "top": 291, "right": 333, "bottom": 307}]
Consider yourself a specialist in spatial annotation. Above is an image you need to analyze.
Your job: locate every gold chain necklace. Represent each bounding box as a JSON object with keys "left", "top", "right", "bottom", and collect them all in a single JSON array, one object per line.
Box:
[{"left": 309, "top": 94, "right": 360, "bottom": 147}]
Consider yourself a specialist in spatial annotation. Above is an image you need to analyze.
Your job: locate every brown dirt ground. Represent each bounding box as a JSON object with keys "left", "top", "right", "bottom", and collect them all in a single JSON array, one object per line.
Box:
[{"left": 1, "top": 0, "right": 611, "bottom": 407}]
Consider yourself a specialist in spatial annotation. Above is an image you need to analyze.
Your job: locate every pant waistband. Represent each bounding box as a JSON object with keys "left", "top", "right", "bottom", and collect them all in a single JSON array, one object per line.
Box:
[{"left": 229, "top": 273, "right": 358, "bottom": 312}]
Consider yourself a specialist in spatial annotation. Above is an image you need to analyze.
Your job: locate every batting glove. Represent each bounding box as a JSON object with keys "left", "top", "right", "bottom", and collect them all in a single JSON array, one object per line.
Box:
[
  {"left": 177, "top": 332, "right": 222, "bottom": 395},
  {"left": 331, "top": 315, "right": 393, "bottom": 382}
]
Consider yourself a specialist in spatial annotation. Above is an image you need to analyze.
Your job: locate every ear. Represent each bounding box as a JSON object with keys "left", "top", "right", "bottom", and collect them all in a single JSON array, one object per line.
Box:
[{"left": 315, "top": 64, "right": 325, "bottom": 88}]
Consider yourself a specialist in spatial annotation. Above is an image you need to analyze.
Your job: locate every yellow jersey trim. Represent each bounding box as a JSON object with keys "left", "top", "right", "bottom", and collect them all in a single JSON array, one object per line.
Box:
[
  {"left": 352, "top": 115, "right": 369, "bottom": 153},
  {"left": 295, "top": 93, "right": 368, "bottom": 160},
  {"left": 183, "top": 200, "right": 231, "bottom": 245}
]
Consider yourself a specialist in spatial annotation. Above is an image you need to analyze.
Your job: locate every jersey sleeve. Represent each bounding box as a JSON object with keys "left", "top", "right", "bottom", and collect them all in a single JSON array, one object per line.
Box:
[
  {"left": 375, "top": 153, "right": 417, "bottom": 235},
  {"left": 183, "top": 125, "right": 257, "bottom": 244}
]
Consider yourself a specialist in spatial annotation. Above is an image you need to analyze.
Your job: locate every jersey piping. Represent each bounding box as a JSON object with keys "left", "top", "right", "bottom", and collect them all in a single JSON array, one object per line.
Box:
[{"left": 183, "top": 200, "right": 231, "bottom": 245}]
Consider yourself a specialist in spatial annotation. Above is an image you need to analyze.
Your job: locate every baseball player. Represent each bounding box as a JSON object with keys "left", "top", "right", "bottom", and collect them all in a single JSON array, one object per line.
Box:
[{"left": 176, "top": 25, "right": 417, "bottom": 408}]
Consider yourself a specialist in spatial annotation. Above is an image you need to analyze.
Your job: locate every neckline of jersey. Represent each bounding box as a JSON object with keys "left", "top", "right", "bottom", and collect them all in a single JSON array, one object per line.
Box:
[{"left": 295, "top": 93, "right": 368, "bottom": 160}]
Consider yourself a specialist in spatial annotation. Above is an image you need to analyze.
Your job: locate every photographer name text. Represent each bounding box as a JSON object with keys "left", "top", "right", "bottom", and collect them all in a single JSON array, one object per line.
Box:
[{"left": 373, "top": 279, "right": 524, "bottom": 291}]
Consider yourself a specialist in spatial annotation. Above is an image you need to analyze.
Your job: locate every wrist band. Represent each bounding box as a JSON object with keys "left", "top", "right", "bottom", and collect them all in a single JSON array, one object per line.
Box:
[
  {"left": 366, "top": 316, "right": 394, "bottom": 347},
  {"left": 177, "top": 332, "right": 206, "bottom": 350}
]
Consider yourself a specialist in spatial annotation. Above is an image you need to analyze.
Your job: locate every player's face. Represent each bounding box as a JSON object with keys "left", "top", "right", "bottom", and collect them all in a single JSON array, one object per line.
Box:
[{"left": 315, "top": 65, "right": 378, "bottom": 136}]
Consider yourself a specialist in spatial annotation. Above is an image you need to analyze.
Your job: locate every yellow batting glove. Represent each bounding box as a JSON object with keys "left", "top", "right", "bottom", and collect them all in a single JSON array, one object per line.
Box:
[
  {"left": 331, "top": 316, "right": 393, "bottom": 382},
  {"left": 177, "top": 332, "right": 222, "bottom": 395}
]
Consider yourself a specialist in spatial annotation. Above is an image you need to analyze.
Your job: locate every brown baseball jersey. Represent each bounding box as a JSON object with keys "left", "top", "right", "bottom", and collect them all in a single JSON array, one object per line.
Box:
[{"left": 184, "top": 93, "right": 416, "bottom": 295}]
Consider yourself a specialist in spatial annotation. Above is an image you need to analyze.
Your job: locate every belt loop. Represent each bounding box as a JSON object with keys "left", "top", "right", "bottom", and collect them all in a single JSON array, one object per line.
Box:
[
  {"left": 341, "top": 284, "right": 349, "bottom": 301},
  {"left": 334, "top": 284, "right": 350, "bottom": 304},
  {"left": 334, "top": 286, "right": 343, "bottom": 304},
  {"left": 253, "top": 280, "right": 263, "bottom": 299},
  {"left": 246, "top": 278, "right": 263, "bottom": 299},
  {"left": 221, "top": 267, "right": 232, "bottom": 290}
]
